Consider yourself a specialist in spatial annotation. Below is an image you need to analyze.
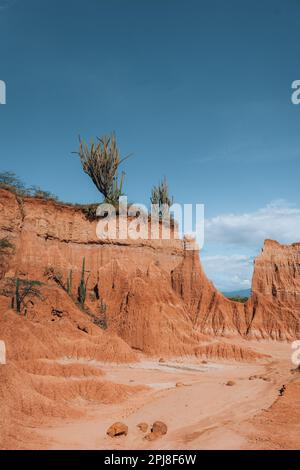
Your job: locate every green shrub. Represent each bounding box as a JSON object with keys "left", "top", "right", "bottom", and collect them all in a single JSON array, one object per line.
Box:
[
  {"left": 0, "top": 237, "right": 14, "bottom": 252},
  {"left": 0, "top": 171, "right": 59, "bottom": 201},
  {"left": 28, "top": 185, "right": 58, "bottom": 201},
  {"left": 0, "top": 171, "right": 27, "bottom": 195},
  {"left": 228, "top": 296, "right": 249, "bottom": 303},
  {"left": 9, "top": 278, "right": 43, "bottom": 314},
  {"left": 44, "top": 266, "right": 64, "bottom": 289}
]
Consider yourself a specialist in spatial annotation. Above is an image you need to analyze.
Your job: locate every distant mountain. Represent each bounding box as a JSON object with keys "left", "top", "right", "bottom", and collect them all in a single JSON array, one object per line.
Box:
[{"left": 222, "top": 288, "right": 251, "bottom": 299}]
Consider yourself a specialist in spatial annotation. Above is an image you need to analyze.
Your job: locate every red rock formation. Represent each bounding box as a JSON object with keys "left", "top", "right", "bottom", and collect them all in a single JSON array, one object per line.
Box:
[
  {"left": 171, "top": 249, "right": 252, "bottom": 336},
  {"left": 0, "top": 189, "right": 208, "bottom": 357},
  {"left": 4, "top": 189, "right": 290, "bottom": 450},
  {"left": 1, "top": 187, "right": 299, "bottom": 354},
  {"left": 0, "top": 287, "right": 137, "bottom": 363},
  {"left": 172, "top": 240, "right": 300, "bottom": 340},
  {"left": 0, "top": 189, "right": 183, "bottom": 282},
  {"left": 252, "top": 239, "right": 300, "bottom": 303},
  {"left": 248, "top": 240, "right": 300, "bottom": 340}
]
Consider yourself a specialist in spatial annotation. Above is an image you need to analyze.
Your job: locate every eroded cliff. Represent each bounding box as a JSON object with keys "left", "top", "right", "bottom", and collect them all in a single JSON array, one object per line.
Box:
[{"left": 1, "top": 187, "right": 300, "bottom": 358}]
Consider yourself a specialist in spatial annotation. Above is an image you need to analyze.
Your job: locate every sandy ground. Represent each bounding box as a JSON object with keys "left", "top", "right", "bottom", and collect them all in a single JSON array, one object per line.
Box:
[{"left": 32, "top": 340, "right": 297, "bottom": 450}]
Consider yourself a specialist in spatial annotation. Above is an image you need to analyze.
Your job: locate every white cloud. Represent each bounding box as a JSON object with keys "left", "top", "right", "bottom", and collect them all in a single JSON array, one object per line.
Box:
[
  {"left": 202, "top": 254, "right": 253, "bottom": 292},
  {"left": 202, "top": 200, "right": 300, "bottom": 291},
  {"left": 205, "top": 199, "right": 300, "bottom": 248}
]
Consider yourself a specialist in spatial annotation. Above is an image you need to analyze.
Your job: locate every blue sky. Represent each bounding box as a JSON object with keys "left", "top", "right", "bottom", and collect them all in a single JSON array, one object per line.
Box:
[{"left": 1, "top": 0, "right": 300, "bottom": 290}]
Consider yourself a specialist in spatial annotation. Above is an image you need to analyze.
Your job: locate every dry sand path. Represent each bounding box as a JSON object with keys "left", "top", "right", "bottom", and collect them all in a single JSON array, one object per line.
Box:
[{"left": 35, "top": 341, "right": 295, "bottom": 450}]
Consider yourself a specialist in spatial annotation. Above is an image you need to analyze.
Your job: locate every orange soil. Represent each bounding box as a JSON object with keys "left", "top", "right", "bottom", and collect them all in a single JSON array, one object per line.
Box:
[{"left": 1, "top": 188, "right": 300, "bottom": 450}]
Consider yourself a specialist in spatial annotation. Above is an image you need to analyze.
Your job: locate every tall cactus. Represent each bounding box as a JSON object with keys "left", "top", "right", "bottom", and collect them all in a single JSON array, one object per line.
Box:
[
  {"left": 66, "top": 269, "right": 73, "bottom": 295},
  {"left": 99, "top": 298, "right": 108, "bottom": 329},
  {"left": 150, "top": 177, "right": 174, "bottom": 219},
  {"left": 78, "top": 258, "right": 87, "bottom": 307},
  {"left": 15, "top": 277, "right": 21, "bottom": 313},
  {"left": 74, "top": 133, "right": 131, "bottom": 205},
  {"left": 109, "top": 171, "right": 125, "bottom": 206}
]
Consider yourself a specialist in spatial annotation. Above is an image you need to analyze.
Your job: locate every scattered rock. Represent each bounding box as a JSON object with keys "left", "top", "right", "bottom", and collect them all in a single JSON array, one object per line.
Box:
[
  {"left": 152, "top": 421, "right": 168, "bottom": 435},
  {"left": 106, "top": 422, "right": 128, "bottom": 437},
  {"left": 77, "top": 324, "right": 89, "bottom": 334},
  {"left": 262, "top": 376, "right": 271, "bottom": 382},
  {"left": 176, "top": 382, "right": 184, "bottom": 387},
  {"left": 144, "top": 431, "right": 160, "bottom": 441},
  {"left": 52, "top": 308, "right": 63, "bottom": 318},
  {"left": 144, "top": 421, "right": 168, "bottom": 441},
  {"left": 249, "top": 375, "right": 271, "bottom": 382},
  {"left": 226, "top": 380, "right": 235, "bottom": 386},
  {"left": 137, "top": 422, "right": 148, "bottom": 433},
  {"left": 279, "top": 385, "right": 286, "bottom": 397}
]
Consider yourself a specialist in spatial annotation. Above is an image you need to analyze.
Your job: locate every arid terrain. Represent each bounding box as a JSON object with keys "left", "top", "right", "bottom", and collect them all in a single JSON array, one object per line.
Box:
[
  {"left": 33, "top": 344, "right": 300, "bottom": 450},
  {"left": 1, "top": 187, "right": 300, "bottom": 450}
]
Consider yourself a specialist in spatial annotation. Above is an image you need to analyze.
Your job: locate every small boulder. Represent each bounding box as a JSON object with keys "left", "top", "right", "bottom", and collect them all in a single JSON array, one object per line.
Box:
[
  {"left": 226, "top": 380, "right": 235, "bottom": 386},
  {"left": 201, "top": 360, "right": 208, "bottom": 364},
  {"left": 137, "top": 422, "right": 148, "bottom": 433},
  {"left": 144, "top": 421, "right": 168, "bottom": 440},
  {"left": 144, "top": 431, "right": 159, "bottom": 441},
  {"left": 176, "top": 382, "right": 184, "bottom": 388},
  {"left": 159, "top": 358, "right": 166, "bottom": 363},
  {"left": 152, "top": 421, "right": 168, "bottom": 435},
  {"left": 262, "top": 376, "right": 271, "bottom": 382},
  {"left": 106, "top": 422, "right": 128, "bottom": 437}
]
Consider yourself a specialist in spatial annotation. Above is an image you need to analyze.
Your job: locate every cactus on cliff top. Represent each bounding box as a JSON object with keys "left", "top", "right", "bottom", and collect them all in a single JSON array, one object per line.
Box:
[{"left": 74, "top": 133, "right": 131, "bottom": 205}]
